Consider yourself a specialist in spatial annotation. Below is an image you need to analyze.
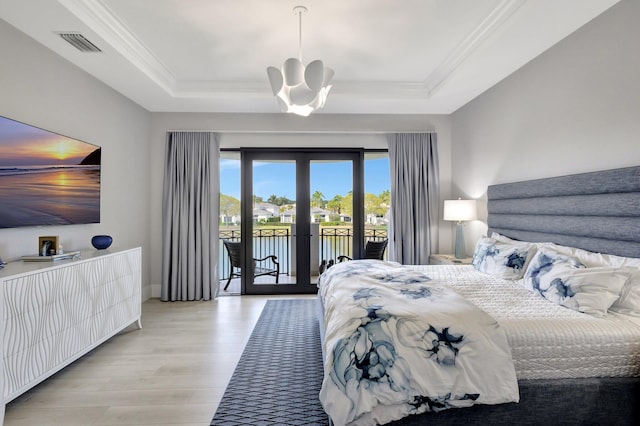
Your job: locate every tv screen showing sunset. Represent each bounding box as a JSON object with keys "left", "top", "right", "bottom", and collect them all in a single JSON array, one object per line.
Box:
[{"left": 0, "top": 116, "right": 101, "bottom": 229}]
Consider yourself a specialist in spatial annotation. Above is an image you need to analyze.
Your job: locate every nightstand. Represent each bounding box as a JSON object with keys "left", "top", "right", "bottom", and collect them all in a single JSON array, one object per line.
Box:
[{"left": 429, "top": 253, "right": 473, "bottom": 265}]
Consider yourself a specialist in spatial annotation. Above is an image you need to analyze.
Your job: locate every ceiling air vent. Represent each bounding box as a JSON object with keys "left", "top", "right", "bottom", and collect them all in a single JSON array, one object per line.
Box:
[{"left": 57, "top": 33, "right": 102, "bottom": 52}]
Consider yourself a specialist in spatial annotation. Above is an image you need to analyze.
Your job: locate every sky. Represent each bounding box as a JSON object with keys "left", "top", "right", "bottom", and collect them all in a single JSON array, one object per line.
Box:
[
  {"left": 220, "top": 157, "right": 390, "bottom": 201},
  {"left": 0, "top": 116, "right": 97, "bottom": 166}
]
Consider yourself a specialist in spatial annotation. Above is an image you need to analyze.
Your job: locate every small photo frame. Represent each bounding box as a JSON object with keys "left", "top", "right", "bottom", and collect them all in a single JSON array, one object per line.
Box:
[{"left": 38, "top": 236, "right": 59, "bottom": 256}]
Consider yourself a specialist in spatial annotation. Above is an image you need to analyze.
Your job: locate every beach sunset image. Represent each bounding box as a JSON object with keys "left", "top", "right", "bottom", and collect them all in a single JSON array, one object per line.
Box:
[{"left": 0, "top": 116, "right": 101, "bottom": 228}]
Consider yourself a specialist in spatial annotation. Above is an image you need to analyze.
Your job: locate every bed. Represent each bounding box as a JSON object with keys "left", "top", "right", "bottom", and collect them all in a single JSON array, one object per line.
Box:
[{"left": 317, "top": 166, "right": 640, "bottom": 425}]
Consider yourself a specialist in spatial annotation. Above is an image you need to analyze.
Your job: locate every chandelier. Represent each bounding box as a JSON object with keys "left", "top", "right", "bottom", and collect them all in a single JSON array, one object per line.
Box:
[{"left": 267, "top": 5, "right": 334, "bottom": 116}]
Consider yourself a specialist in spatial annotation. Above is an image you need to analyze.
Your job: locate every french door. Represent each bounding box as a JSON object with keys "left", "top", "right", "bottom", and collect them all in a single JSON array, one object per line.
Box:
[{"left": 241, "top": 149, "right": 363, "bottom": 294}]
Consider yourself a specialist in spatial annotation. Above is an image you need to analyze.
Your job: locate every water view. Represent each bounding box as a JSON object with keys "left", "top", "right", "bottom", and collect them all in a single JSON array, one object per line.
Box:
[
  {"left": 0, "top": 166, "right": 100, "bottom": 228},
  {"left": 0, "top": 115, "right": 101, "bottom": 229}
]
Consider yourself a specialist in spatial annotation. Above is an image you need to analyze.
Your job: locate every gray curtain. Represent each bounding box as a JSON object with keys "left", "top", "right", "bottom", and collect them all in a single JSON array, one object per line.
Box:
[
  {"left": 387, "top": 133, "right": 439, "bottom": 264},
  {"left": 161, "top": 132, "right": 220, "bottom": 301}
]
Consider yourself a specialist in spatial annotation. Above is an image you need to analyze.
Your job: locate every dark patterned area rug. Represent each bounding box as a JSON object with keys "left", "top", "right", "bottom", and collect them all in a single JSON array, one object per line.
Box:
[{"left": 211, "top": 299, "right": 329, "bottom": 425}]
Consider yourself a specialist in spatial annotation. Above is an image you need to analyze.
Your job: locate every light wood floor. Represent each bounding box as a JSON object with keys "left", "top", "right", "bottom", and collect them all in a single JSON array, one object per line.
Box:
[{"left": 3, "top": 294, "right": 316, "bottom": 426}]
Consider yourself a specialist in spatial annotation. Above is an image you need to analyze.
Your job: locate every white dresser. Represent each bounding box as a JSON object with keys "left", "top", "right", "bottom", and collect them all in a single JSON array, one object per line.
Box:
[{"left": 0, "top": 247, "right": 141, "bottom": 424}]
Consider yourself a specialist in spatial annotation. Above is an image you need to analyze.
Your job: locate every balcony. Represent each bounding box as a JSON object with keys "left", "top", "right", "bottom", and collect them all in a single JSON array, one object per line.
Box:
[{"left": 218, "top": 225, "right": 387, "bottom": 293}]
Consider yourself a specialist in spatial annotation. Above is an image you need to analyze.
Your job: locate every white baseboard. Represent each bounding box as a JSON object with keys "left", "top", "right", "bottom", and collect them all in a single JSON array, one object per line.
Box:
[
  {"left": 150, "top": 283, "right": 162, "bottom": 299},
  {"left": 141, "top": 284, "right": 153, "bottom": 302},
  {"left": 147, "top": 283, "right": 227, "bottom": 300}
]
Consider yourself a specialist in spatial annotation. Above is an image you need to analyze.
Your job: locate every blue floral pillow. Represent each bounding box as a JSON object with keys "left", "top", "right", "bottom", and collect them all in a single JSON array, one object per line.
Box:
[
  {"left": 523, "top": 248, "right": 630, "bottom": 317},
  {"left": 472, "top": 237, "right": 536, "bottom": 279}
]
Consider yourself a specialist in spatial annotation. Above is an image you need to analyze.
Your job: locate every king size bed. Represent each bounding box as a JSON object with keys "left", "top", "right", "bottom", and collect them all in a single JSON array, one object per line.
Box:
[{"left": 316, "top": 166, "right": 640, "bottom": 425}]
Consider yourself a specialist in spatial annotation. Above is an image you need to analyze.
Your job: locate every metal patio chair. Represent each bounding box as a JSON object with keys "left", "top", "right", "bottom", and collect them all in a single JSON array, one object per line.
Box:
[
  {"left": 337, "top": 239, "right": 388, "bottom": 263},
  {"left": 223, "top": 240, "right": 280, "bottom": 291}
]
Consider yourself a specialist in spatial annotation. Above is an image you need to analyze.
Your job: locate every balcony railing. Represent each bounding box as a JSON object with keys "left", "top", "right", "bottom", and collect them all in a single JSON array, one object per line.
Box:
[
  {"left": 318, "top": 227, "right": 388, "bottom": 263},
  {"left": 218, "top": 226, "right": 388, "bottom": 282}
]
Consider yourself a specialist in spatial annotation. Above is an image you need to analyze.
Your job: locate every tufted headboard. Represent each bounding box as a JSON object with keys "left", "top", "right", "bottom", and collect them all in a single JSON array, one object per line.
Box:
[{"left": 487, "top": 166, "right": 640, "bottom": 259}]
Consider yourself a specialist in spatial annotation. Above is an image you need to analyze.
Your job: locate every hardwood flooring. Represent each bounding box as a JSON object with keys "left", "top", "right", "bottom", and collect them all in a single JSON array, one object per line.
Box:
[{"left": 3, "top": 294, "right": 316, "bottom": 426}]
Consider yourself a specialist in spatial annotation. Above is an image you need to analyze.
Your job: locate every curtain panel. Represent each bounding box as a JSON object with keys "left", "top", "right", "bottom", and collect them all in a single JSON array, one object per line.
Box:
[
  {"left": 161, "top": 132, "right": 220, "bottom": 301},
  {"left": 387, "top": 133, "right": 440, "bottom": 264}
]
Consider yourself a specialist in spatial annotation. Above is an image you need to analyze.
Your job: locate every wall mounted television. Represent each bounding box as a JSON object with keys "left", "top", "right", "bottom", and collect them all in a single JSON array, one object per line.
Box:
[{"left": 0, "top": 115, "right": 101, "bottom": 229}]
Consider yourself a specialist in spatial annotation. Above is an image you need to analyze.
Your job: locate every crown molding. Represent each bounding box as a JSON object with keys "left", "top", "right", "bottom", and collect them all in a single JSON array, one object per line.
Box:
[
  {"left": 424, "top": 0, "right": 527, "bottom": 96},
  {"left": 59, "top": 0, "right": 176, "bottom": 93},
  {"left": 173, "top": 80, "right": 430, "bottom": 99},
  {"left": 60, "top": 0, "right": 525, "bottom": 101}
]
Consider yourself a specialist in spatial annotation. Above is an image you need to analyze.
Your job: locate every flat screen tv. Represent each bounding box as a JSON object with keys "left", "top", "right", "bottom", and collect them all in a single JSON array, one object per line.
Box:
[{"left": 0, "top": 115, "right": 101, "bottom": 229}]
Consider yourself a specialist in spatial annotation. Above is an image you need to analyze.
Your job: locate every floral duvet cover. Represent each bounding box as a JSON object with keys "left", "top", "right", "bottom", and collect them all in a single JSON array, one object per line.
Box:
[{"left": 317, "top": 260, "right": 519, "bottom": 425}]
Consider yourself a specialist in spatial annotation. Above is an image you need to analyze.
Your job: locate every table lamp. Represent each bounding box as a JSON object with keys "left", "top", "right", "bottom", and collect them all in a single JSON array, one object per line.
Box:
[{"left": 443, "top": 199, "right": 477, "bottom": 259}]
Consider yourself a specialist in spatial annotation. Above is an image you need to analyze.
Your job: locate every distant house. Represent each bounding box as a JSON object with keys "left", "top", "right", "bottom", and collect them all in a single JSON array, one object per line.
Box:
[
  {"left": 311, "top": 207, "right": 331, "bottom": 223},
  {"left": 279, "top": 206, "right": 331, "bottom": 223},
  {"left": 220, "top": 213, "right": 241, "bottom": 225},
  {"left": 366, "top": 213, "right": 388, "bottom": 226},
  {"left": 280, "top": 207, "right": 295, "bottom": 223},
  {"left": 253, "top": 202, "right": 279, "bottom": 222}
]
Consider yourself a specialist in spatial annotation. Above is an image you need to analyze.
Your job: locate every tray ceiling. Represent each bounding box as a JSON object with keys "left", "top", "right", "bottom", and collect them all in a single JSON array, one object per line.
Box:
[{"left": 0, "top": 0, "right": 620, "bottom": 114}]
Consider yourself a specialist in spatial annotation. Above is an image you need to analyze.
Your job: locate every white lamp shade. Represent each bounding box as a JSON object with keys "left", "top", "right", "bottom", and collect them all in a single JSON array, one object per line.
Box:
[{"left": 443, "top": 199, "right": 477, "bottom": 222}]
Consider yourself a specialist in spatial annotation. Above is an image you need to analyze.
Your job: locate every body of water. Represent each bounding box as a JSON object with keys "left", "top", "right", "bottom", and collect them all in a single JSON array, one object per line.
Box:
[
  {"left": 218, "top": 227, "right": 386, "bottom": 280},
  {"left": 0, "top": 165, "right": 100, "bottom": 228}
]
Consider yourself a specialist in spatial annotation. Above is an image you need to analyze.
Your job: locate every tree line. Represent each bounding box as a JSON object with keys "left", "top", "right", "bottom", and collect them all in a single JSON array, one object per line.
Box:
[{"left": 220, "top": 190, "right": 390, "bottom": 219}]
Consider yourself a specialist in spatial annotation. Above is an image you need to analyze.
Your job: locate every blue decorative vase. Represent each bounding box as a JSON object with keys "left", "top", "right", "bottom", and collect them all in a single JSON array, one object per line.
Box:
[{"left": 91, "top": 235, "right": 113, "bottom": 250}]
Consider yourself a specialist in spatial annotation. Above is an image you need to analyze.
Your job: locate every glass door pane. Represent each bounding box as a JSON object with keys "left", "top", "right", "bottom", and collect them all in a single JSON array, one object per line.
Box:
[
  {"left": 219, "top": 151, "right": 242, "bottom": 295},
  {"left": 241, "top": 149, "right": 362, "bottom": 294},
  {"left": 364, "top": 153, "right": 390, "bottom": 259},
  {"left": 311, "top": 160, "right": 353, "bottom": 286},
  {"left": 249, "top": 159, "right": 297, "bottom": 290}
]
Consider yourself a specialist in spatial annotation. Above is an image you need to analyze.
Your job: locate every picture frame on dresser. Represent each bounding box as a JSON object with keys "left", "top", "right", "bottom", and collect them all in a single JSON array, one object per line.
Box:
[{"left": 38, "top": 235, "right": 59, "bottom": 256}]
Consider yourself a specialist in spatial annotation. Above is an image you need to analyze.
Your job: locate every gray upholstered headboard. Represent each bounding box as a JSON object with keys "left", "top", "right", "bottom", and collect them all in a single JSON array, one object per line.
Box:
[{"left": 487, "top": 166, "right": 640, "bottom": 259}]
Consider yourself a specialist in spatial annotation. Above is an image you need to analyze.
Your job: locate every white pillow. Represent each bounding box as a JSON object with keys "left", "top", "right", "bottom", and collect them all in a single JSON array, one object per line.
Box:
[
  {"left": 609, "top": 268, "right": 640, "bottom": 316},
  {"left": 493, "top": 234, "right": 640, "bottom": 316},
  {"left": 492, "top": 233, "right": 640, "bottom": 269},
  {"left": 543, "top": 242, "right": 617, "bottom": 267},
  {"left": 489, "top": 232, "right": 542, "bottom": 270},
  {"left": 523, "top": 248, "right": 629, "bottom": 317},
  {"left": 490, "top": 232, "right": 521, "bottom": 244},
  {"left": 539, "top": 243, "right": 640, "bottom": 316},
  {"left": 472, "top": 237, "right": 537, "bottom": 280}
]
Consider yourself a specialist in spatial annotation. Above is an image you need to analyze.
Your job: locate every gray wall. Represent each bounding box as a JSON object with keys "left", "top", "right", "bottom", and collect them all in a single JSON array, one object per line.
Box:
[
  {"left": 0, "top": 20, "right": 152, "bottom": 298},
  {"left": 451, "top": 0, "right": 640, "bottom": 255}
]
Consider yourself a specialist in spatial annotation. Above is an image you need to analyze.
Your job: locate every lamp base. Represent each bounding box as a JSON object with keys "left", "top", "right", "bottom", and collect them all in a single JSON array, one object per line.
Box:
[{"left": 454, "top": 222, "right": 466, "bottom": 259}]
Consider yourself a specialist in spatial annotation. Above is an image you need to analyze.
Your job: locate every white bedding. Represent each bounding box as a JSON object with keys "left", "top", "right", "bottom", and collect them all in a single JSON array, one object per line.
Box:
[
  {"left": 408, "top": 264, "right": 640, "bottom": 380},
  {"left": 318, "top": 260, "right": 519, "bottom": 426}
]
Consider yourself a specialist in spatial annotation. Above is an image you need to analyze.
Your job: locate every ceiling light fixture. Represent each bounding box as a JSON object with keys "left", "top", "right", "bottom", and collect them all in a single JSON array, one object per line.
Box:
[{"left": 267, "top": 5, "right": 334, "bottom": 116}]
